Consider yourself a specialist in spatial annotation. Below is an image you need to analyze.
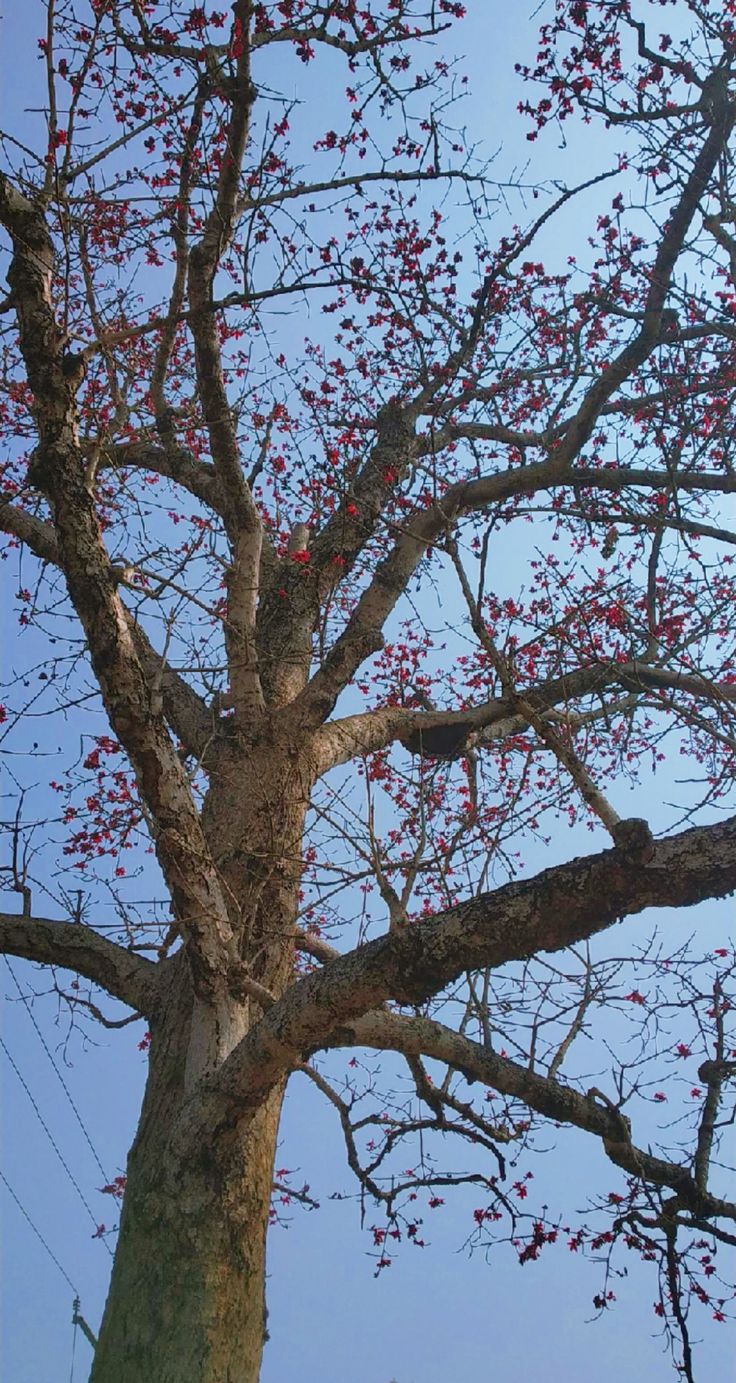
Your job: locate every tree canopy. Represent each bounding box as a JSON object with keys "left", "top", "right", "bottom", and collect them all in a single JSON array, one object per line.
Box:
[{"left": 2, "top": 3, "right": 736, "bottom": 1381}]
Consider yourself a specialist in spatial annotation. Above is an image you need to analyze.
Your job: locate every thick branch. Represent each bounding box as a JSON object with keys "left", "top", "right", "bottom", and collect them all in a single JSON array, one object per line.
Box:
[
  {"left": 128, "top": 622, "right": 216, "bottom": 761},
  {"left": 187, "top": 9, "right": 265, "bottom": 720},
  {"left": 0, "top": 500, "right": 215, "bottom": 759},
  {"left": 0, "top": 179, "right": 235, "bottom": 996},
  {"left": 100, "top": 441, "right": 224, "bottom": 514},
  {"left": 309, "top": 401, "right": 419, "bottom": 599},
  {"left": 541, "top": 87, "right": 733, "bottom": 470},
  {"left": 313, "top": 662, "right": 615, "bottom": 770},
  {"left": 336, "top": 1010, "right": 736, "bottom": 1220},
  {"left": 300, "top": 455, "right": 564, "bottom": 721},
  {"left": 572, "top": 465, "right": 736, "bottom": 497},
  {"left": 177, "top": 810, "right": 736, "bottom": 1139},
  {"left": 0, "top": 499, "right": 59, "bottom": 563},
  {"left": 0, "top": 911, "right": 158, "bottom": 1014},
  {"left": 302, "top": 444, "right": 736, "bottom": 727},
  {"left": 312, "top": 658, "right": 736, "bottom": 774},
  {"left": 421, "top": 102, "right": 732, "bottom": 479}
]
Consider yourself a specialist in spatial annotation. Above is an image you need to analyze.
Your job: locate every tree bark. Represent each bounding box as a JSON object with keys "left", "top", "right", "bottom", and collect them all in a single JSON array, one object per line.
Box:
[
  {"left": 89, "top": 739, "right": 310, "bottom": 1382},
  {"left": 90, "top": 961, "right": 283, "bottom": 1383}
]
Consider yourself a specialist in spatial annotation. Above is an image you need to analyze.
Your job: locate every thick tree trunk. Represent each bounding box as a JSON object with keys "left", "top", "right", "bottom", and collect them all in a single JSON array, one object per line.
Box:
[
  {"left": 90, "top": 962, "right": 283, "bottom": 1383},
  {"left": 91, "top": 743, "right": 311, "bottom": 1382}
]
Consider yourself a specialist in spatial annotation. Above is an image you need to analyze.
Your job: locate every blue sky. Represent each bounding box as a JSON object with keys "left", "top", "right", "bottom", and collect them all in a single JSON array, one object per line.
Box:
[{"left": 1, "top": 4, "right": 734, "bottom": 1381}]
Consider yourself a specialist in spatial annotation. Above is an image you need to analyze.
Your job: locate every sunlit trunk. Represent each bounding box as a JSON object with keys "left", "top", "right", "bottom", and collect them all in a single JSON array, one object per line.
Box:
[{"left": 90, "top": 965, "right": 283, "bottom": 1383}]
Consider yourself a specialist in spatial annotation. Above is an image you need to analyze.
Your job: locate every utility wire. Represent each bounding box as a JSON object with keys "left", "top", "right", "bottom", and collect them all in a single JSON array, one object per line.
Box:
[
  {"left": 0, "top": 1171, "right": 98, "bottom": 1380},
  {"left": 3, "top": 957, "right": 109, "bottom": 1180},
  {"left": 0, "top": 1036, "right": 112, "bottom": 1255},
  {"left": 0, "top": 1167, "right": 79, "bottom": 1293}
]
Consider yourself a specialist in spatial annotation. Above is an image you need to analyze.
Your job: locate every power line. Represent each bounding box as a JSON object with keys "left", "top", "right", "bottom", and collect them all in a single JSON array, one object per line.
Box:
[
  {"left": 0, "top": 1170, "right": 98, "bottom": 1380},
  {"left": 0, "top": 1167, "right": 78, "bottom": 1293},
  {"left": 3, "top": 957, "right": 109, "bottom": 1180},
  {"left": 0, "top": 1036, "right": 113, "bottom": 1255}
]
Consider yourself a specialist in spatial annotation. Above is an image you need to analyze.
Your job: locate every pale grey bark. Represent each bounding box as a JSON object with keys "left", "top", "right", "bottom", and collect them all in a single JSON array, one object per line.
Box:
[{"left": 0, "top": 911, "right": 157, "bottom": 1013}]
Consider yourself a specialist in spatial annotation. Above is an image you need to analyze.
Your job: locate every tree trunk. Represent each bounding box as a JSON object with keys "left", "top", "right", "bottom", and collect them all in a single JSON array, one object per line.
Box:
[
  {"left": 90, "top": 962, "right": 283, "bottom": 1383},
  {"left": 90, "top": 741, "right": 311, "bottom": 1382}
]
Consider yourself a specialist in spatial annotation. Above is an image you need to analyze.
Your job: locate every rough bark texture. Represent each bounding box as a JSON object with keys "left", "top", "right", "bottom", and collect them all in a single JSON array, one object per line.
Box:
[
  {"left": 88, "top": 728, "right": 311, "bottom": 1383},
  {"left": 90, "top": 964, "right": 282, "bottom": 1383},
  {"left": 3, "top": 9, "right": 736, "bottom": 1382}
]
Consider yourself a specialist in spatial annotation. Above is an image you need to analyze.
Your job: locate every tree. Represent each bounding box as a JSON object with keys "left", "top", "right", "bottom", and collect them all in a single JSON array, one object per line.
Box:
[{"left": 2, "top": 2, "right": 736, "bottom": 1380}]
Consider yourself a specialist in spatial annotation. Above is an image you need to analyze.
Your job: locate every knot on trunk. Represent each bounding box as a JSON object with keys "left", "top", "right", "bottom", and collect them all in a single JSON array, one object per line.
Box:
[{"left": 611, "top": 817, "right": 654, "bottom": 861}]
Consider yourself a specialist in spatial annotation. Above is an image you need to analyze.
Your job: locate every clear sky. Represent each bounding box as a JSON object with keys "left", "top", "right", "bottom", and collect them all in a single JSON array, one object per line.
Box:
[{"left": 1, "top": 5, "right": 733, "bottom": 1383}]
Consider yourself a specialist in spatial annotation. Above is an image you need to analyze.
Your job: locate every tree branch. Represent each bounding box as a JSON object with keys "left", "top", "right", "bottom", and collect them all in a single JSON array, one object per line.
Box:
[
  {"left": 0, "top": 500, "right": 215, "bottom": 759},
  {"left": 572, "top": 465, "right": 736, "bottom": 497},
  {"left": 186, "top": 8, "right": 266, "bottom": 721},
  {"left": 333, "top": 1009, "right": 736, "bottom": 1221},
  {"left": 0, "top": 498, "right": 59, "bottom": 563},
  {"left": 177, "top": 810, "right": 736, "bottom": 1139},
  {"left": 538, "top": 86, "right": 733, "bottom": 470},
  {"left": 0, "top": 177, "right": 235, "bottom": 998},
  {"left": 99, "top": 440, "right": 224, "bottom": 515},
  {"left": 299, "top": 455, "right": 564, "bottom": 722},
  {"left": 303, "top": 402, "right": 736, "bottom": 728},
  {"left": 312, "top": 658, "right": 736, "bottom": 774},
  {"left": 0, "top": 911, "right": 158, "bottom": 1014}
]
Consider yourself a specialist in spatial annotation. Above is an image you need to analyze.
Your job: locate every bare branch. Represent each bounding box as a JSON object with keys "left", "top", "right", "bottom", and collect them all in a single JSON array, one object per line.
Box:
[
  {"left": 300, "top": 455, "right": 565, "bottom": 721},
  {"left": 178, "top": 810, "right": 736, "bottom": 1138},
  {"left": 186, "top": 7, "right": 266, "bottom": 721},
  {"left": 98, "top": 441, "right": 224, "bottom": 514},
  {"left": 0, "top": 911, "right": 158, "bottom": 1014},
  {"left": 0, "top": 176, "right": 236, "bottom": 997},
  {"left": 335, "top": 1009, "right": 736, "bottom": 1220},
  {"left": 0, "top": 500, "right": 215, "bottom": 758},
  {"left": 312, "top": 659, "right": 736, "bottom": 774}
]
